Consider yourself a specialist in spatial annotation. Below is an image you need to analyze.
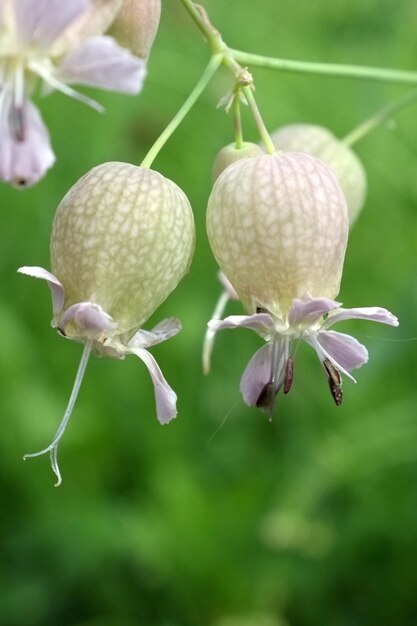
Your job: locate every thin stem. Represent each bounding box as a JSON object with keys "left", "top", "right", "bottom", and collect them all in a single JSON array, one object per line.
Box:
[
  {"left": 202, "top": 290, "right": 230, "bottom": 375},
  {"left": 242, "top": 86, "right": 275, "bottom": 154},
  {"left": 233, "top": 94, "right": 243, "bottom": 149},
  {"left": 230, "top": 49, "right": 417, "bottom": 86},
  {"left": 180, "top": 0, "right": 274, "bottom": 150},
  {"left": 342, "top": 88, "right": 417, "bottom": 146},
  {"left": 140, "top": 54, "right": 223, "bottom": 168},
  {"left": 24, "top": 341, "right": 92, "bottom": 487}
]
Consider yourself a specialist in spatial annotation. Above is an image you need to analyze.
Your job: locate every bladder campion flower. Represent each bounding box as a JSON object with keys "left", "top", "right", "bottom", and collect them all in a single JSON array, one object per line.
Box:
[
  {"left": 206, "top": 152, "right": 398, "bottom": 415},
  {"left": 271, "top": 124, "right": 367, "bottom": 225},
  {"left": 19, "top": 161, "right": 195, "bottom": 485},
  {"left": 0, "top": 0, "right": 146, "bottom": 188}
]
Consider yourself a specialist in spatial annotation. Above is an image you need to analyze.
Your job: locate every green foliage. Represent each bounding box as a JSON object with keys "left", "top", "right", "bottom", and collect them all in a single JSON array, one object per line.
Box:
[{"left": 1, "top": 1, "right": 416, "bottom": 625}]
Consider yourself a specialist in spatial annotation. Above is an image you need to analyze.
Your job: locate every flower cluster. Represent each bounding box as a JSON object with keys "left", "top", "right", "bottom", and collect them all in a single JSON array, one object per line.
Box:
[{"left": 0, "top": 0, "right": 150, "bottom": 187}]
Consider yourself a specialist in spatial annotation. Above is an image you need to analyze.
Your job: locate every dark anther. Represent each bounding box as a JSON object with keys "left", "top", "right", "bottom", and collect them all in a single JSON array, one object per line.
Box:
[
  {"left": 256, "top": 381, "right": 278, "bottom": 416},
  {"left": 57, "top": 327, "right": 66, "bottom": 337},
  {"left": 284, "top": 357, "right": 294, "bottom": 394},
  {"left": 256, "top": 306, "right": 267, "bottom": 314},
  {"left": 323, "top": 358, "right": 343, "bottom": 406}
]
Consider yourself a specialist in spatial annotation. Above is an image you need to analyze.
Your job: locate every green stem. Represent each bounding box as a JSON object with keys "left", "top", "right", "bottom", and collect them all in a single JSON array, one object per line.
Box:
[
  {"left": 231, "top": 49, "right": 417, "bottom": 86},
  {"left": 342, "top": 88, "right": 417, "bottom": 146},
  {"left": 141, "top": 54, "right": 223, "bottom": 168},
  {"left": 233, "top": 94, "right": 243, "bottom": 149},
  {"left": 242, "top": 86, "right": 275, "bottom": 154}
]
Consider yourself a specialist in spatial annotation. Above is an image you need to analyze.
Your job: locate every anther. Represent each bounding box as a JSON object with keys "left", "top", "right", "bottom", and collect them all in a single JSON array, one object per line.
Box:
[
  {"left": 11, "top": 106, "right": 25, "bottom": 142},
  {"left": 283, "top": 357, "right": 294, "bottom": 394},
  {"left": 323, "top": 358, "right": 343, "bottom": 406},
  {"left": 256, "top": 381, "right": 278, "bottom": 417}
]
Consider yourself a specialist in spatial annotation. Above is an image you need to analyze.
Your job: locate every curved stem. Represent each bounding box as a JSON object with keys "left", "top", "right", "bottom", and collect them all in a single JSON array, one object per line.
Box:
[
  {"left": 140, "top": 53, "right": 223, "bottom": 168},
  {"left": 242, "top": 86, "right": 275, "bottom": 154},
  {"left": 342, "top": 88, "right": 417, "bottom": 146},
  {"left": 24, "top": 341, "right": 92, "bottom": 487},
  {"left": 230, "top": 49, "right": 417, "bottom": 86}
]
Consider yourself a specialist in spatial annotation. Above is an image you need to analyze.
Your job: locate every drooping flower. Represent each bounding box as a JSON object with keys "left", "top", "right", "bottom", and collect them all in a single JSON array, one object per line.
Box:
[
  {"left": 0, "top": 0, "right": 146, "bottom": 188},
  {"left": 270, "top": 124, "right": 367, "bottom": 225},
  {"left": 19, "top": 161, "right": 195, "bottom": 485},
  {"left": 206, "top": 152, "right": 398, "bottom": 414}
]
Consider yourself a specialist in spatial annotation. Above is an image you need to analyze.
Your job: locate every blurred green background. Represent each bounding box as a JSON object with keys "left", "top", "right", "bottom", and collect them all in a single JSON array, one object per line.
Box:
[{"left": 1, "top": 1, "right": 417, "bottom": 625}]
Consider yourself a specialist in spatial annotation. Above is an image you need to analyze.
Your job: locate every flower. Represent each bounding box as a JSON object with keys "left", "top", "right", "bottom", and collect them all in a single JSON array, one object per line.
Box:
[
  {"left": 205, "top": 151, "right": 398, "bottom": 413},
  {"left": 209, "top": 293, "right": 398, "bottom": 415},
  {"left": 18, "top": 161, "right": 195, "bottom": 485},
  {"left": 0, "top": 0, "right": 146, "bottom": 188}
]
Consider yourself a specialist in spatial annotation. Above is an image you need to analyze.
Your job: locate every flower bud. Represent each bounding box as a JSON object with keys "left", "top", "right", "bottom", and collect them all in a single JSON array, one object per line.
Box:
[
  {"left": 51, "top": 161, "right": 195, "bottom": 338},
  {"left": 108, "top": 0, "right": 161, "bottom": 58},
  {"left": 271, "top": 124, "right": 367, "bottom": 224},
  {"left": 206, "top": 152, "right": 348, "bottom": 316},
  {"left": 212, "top": 142, "right": 264, "bottom": 182}
]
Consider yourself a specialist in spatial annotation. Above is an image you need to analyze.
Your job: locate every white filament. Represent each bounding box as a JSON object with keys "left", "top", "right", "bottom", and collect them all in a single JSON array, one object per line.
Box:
[{"left": 23, "top": 341, "right": 92, "bottom": 487}]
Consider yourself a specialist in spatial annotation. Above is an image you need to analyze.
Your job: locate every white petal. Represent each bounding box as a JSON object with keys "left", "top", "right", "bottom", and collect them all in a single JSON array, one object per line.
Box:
[
  {"left": 129, "top": 348, "right": 177, "bottom": 424},
  {"left": 306, "top": 330, "right": 369, "bottom": 381},
  {"left": 239, "top": 344, "right": 272, "bottom": 406},
  {"left": 17, "top": 265, "right": 64, "bottom": 315},
  {"left": 323, "top": 306, "right": 399, "bottom": 329},
  {"left": 128, "top": 318, "right": 181, "bottom": 349},
  {"left": 52, "top": 0, "right": 123, "bottom": 55},
  {"left": 288, "top": 294, "right": 341, "bottom": 327},
  {"left": 60, "top": 302, "right": 117, "bottom": 338},
  {"left": 0, "top": 98, "right": 55, "bottom": 188},
  {"left": 57, "top": 35, "right": 146, "bottom": 94},
  {"left": 208, "top": 313, "right": 275, "bottom": 338},
  {"left": 13, "top": 0, "right": 88, "bottom": 47}
]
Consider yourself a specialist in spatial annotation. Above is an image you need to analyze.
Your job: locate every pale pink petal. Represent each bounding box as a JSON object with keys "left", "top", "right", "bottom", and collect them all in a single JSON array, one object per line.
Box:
[
  {"left": 128, "top": 318, "right": 181, "bottom": 349},
  {"left": 218, "top": 271, "right": 239, "bottom": 301},
  {"left": 323, "top": 306, "right": 399, "bottom": 329},
  {"left": 129, "top": 347, "right": 177, "bottom": 424},
  {"left": 57, "top": 35, "right": 146, "bottom": 94},
  {"left": 17, "top": 265, "right": 64, "bottom": 315},
  {"left": 52, "top": 0, "right": 123, "bottom": 55},
  {"left": 13, "top": 0, "right": 88, "bottom": 47},
  {"left": 208, "top": 313, "right": 275, "bottom": 337},
  {"left": 0, "top": 98, "right": 55, "bottom": 188},
  {"left": 239, "top": 344, "right": 272, "bottom": 406},
  {"left": 60, "top": 302, "right": 117, "bottom": 338},
  {"left": 305, "top": 330, "right": 368, "bottom": 381},
  {"left": 288, "top": 294, "right": 341, "bottom": 327}
]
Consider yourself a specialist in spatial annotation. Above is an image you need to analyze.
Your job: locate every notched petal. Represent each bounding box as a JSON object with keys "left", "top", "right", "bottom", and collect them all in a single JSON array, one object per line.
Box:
[
  {"left": 57, "top": 35, "right": 146, "bottom": 94},
  {"left": 60, "top": 302, "right": 117, "bottom": 339},
  {"left": 128, "top": 318, "right": 181, "bottom": 349},
  {"left": 324, "top": 306, "right": 399, "bottom": 329},
  {"left": 240, "top": 344, "right": 273, "bottom": 407},
  {"left": 208, "top": 313, "right": 275, "bottom": 337},
  {"left": 17, "top": 265, "right": 65, "bottom": 315},
  {"left": 288, "top": 293, "right": 341, "bottom": 328},
  {"left": 129, "top": 347, "right": 177, "bottom": 424}
]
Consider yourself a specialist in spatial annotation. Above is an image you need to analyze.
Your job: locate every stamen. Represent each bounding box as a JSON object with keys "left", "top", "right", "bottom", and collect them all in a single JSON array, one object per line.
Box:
[
  {"left": 23, "top": 341, "right": 92, "bottom": 486},
  {"left": 202, "top": 289, "right": 230, "bottom": 374},
  {"left": 284, "top": 357, "right": 294, "bottom": 394},
  {"left": 323, "top": 358, "right": 343, "bottom": 406}
]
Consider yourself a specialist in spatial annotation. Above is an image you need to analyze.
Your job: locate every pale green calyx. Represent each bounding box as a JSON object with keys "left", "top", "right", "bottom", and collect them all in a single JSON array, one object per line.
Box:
[
  {"left": 271, "top": 124, "right": 367, "bottom": 225},
  {"left": 206, "top": 152, "right": 349, "bottom": 317},
  {"left": 212, "top": 141, "right": 264, "bottom": 182},
  {"left": 51, "top": 161, "right": 195, "bottom": 339}
]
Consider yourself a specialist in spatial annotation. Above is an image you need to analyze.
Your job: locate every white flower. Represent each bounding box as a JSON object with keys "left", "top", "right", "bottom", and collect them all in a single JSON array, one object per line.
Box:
[
  {"left": 209, "top": 293, "right": 398, "bottom": 414},
  {"left": 0, "top": 0, "right": 146, "bottom": 188}
]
